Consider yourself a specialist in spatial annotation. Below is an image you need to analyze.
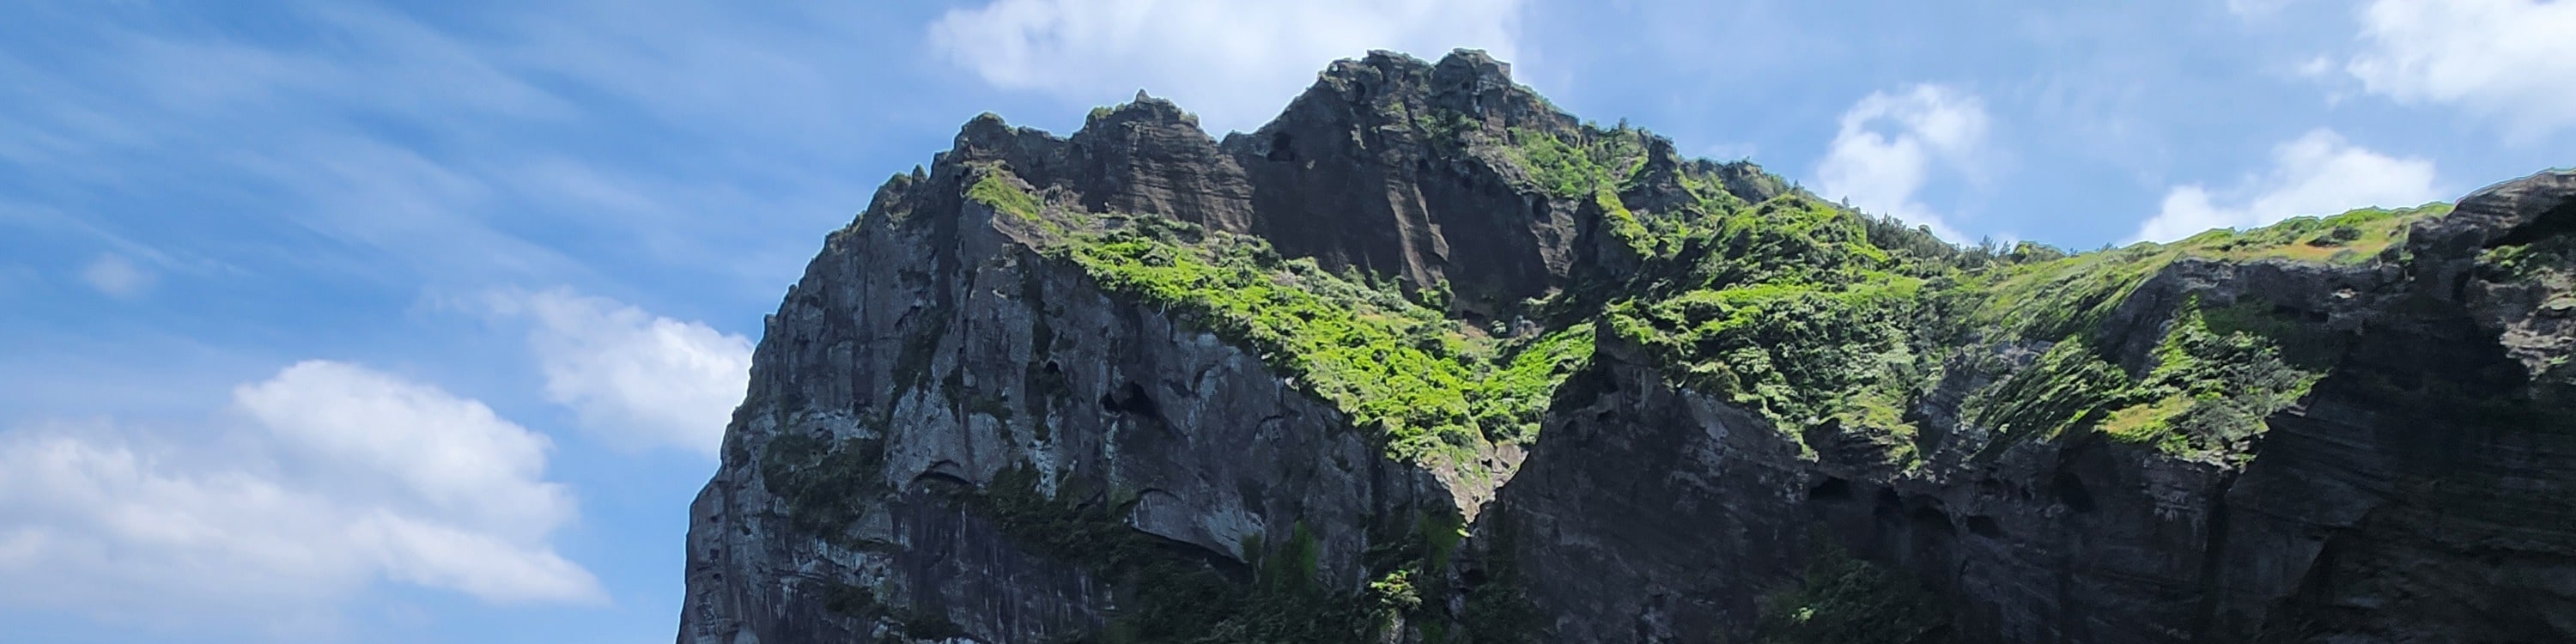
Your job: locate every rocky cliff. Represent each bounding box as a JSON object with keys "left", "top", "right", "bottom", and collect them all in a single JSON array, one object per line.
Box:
[{"left": 677, "top": 50, "right": 2576, "bottom": 643}]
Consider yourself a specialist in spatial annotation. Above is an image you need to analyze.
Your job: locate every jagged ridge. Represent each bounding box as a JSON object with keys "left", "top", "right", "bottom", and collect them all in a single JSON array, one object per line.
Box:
[{"left": 680, "top": 48, "right": 2576, "bottom": 644}]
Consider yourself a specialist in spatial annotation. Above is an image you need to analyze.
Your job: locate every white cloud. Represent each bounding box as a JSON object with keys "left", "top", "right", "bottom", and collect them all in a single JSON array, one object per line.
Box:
[
  {"left": 487, "top": 289, "right": 751, "bottom": 457},
  {"left": 2346, "top": 0, "right": 2576, "bottom": 136},
  {"left": 0, "top": 361, "right": 600, "bottom": 634},
  {"left": 2130, "top": 128, "right": 2441, "bottom": 243},
  {"left": 234, "top": 361, "right": 576, "bottom": 538},
  {"left": 1814, "top": 84, "right": 1990, "bottom": 242},
  {"left": 927, "top": 0, "right": 1524, "bottom": 132},
  {"left": 79, "top": 252, "right": 152, "bottom": 299}
]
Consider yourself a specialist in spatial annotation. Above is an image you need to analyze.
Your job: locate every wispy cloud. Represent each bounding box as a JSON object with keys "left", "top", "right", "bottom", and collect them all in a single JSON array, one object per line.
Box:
[
  {"left": 928, "top": 0, "right": 1525, "bottom": 132},
  {"left": 2224, "top": 0, "right": 2300, "bottom": 19},
  {"left": 484, "top": 289, "right": 752, "bottom": 457},
  {"left": 0, "top": 2, "right": 889, "bottom": 303},
  {"left": 0, "top": 361, "right": 600, "bottom": 635},
  {"left": 1814, "top": 84, "right": 1991, "bottom": 241},
  {"left": 2345, "top": 0, "right": 2576, "bottom": 137},
  {"left": 2130, "top": 128, "right": 2440, "bottom": 243},
  {"left": 79, "top": 253, "right": 152, "bottom": 299}
]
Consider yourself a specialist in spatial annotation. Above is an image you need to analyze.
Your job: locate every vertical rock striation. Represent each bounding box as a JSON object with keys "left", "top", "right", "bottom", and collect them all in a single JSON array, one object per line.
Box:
[{"left": 678, "top": 47, "right": 2576, "bottom": 643}]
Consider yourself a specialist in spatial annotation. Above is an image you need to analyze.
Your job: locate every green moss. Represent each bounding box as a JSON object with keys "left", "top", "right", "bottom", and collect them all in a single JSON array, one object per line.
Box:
[
  {"left": 966, "top": 168, "right": 1046, "bottom": 224},
  {"left": 2097, "top": 394, "right": 2190, "bottom": 446},
  {"left": 1583, "top": 193, "right": 1964, "bottom": 465},
  {"left": 1611, "top": 280, "right": 1920, "bottom": 429},
  {"left": 1956, "top": 297, "right": 2330, "bottom": 459},
  {"left": 2119, "top": 301, "right": 2324, "bottom": 456},
  {"left": 1963, "top": 203, "right": 2448, "bottom": 350},
  {"left": 2485, "top": 234, "right": 2576, "bottom": 275},
  {"left": 1598, "top": 185, "right": 1656, "bottom": 258},
  {"left": 1472, "top": 327, "right": 1595, "bottom": 444},
  {"left": 1965, "top": 245, "right": 2172, "bottom": 344},
  {"left": 1962, "top": 341, "right": 2131, "bottom": 443},
  {"left": 1602, "top": 194, "right": 1935, "bottom": 440},
  {"left": 1502, "top": 127, "right": 1638, "bottom": 202},
  {"left": 2171, "top": 203, "right": 2448, "bottom": 264},
  {"left": 1054, "top": 215, "right": 1581, "bottom": 464}
]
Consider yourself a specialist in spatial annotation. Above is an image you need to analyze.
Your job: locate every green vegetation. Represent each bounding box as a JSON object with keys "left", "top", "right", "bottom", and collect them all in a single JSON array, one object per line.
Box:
[
  {"left": 2484, "top": 230, "right": 2576, "bottom": 282},
  {"left": 1968, "top": 204, "right": 2449, "bottom": 343},
  {"left": 1501, "top": 126, "right": 1646, "bottom": 202},
  {"left": 1755, "top": 539, "right": 1949, "bottom": 644},
  {"left": 1500, "top": 126, "right": 1662, "bottom": 256},
  {"left": 1472, "top": 327, "right": 1595, "bottom": 444},
  {"left": 1961, "top": 299, "right": 2336, "bottom": 459},
  {"left": 1055, "top": 214, "right": 1589, "bottom": 464},
  {"left": 1456, "top": 518, "right": 1542, "bottom": 644},
  {"left": 2481, "top": 225, "right": 2576, "bottom": 386},
  {"left": 759, "top": 431, "right": 888, "bottom": 539},
  {"left": 1005, "top": 125, "right": 2441, "bottom": 465},
  {"left": 1600, "top": 194, "right": 1941, "bottom": 462},
  {"left": 958, "top": 465, "right": 1402, "bottom": 643},
  {"left": 2170, "top": 203, "right": 2446, "bottom": 264},
  {"left": 965, "top": 166, "right": 1046, "bottom": 224},
  {"left": 1593, "top": 191, "right": 2447, "bottom": 460}
]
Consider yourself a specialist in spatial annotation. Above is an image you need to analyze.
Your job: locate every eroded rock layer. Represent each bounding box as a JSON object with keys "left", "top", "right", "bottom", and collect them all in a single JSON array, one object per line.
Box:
[{"left": 679, "top": 50, "right": 2576, "bottom": 644}]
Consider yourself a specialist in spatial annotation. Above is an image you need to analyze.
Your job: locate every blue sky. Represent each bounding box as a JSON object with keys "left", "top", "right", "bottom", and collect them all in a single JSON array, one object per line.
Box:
[{"left": 1, "top": 1, "right": 2568, "bottom": 642}]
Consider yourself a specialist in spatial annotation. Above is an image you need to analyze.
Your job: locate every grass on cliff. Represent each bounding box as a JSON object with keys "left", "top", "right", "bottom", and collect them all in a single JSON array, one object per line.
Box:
[
  {"left": 1498, "top": 125, "right": 1665, "bottom": 256},
  {"left": 1601, "top": 194, "right": 1942, "bottom": 463},
  {"left": 2481, "top": 229, "right": 2576, "bottom": 386},
  {"left": 1593, "top": 189, "right": 2445, "bottom": 461},
  {"left": 981, "top": 126, "right": 2446, "bottom": 467},
  {"left": 1960, "top": 297, "right": 2341, "bottom": 459},
  {"left": 1967, "top": 203, "right": 2450, "bottom": 343},
  {"left": 1938, "top": 204, "right": 2445, "bottom": 458},
  {"left": 1054, "top": 213, "right": 1592, "bottom": 465}
]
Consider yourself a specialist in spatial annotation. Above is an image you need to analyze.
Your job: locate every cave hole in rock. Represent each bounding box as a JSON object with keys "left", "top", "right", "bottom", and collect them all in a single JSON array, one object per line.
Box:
[
  {"left": 911, "top": 462, "right": 975, "bottom": 491},
  {"left": 2051, "top": 472, "right": 2098, "bottom": 513},
  {"left": 1965, "top": 515, "right": 2003, "bottom": 538},
  {"left": 1042, "top": 361, "right": 1062, "bottom": 376},
  {"left": 1265, "top": 132, "right": 1297, "bottom": 162},
  {"left": 1808, "top": 477, "right": 1854, "bottom": 502},
  {"left": 2492, "top": 200, "right": 2576, "bottom": 246},
  {"left": 2275, "top": 302, "right": 2329, "bottom": 324},
  {"left": 1872, "top": 488, "right": 1905, "bottom": 520},
  {"left": 1098, "top": 381, "right": 1161, "bottom": 417},
  {"left": 1909, "top": 503, "right": 1957, "bottom": 536}
]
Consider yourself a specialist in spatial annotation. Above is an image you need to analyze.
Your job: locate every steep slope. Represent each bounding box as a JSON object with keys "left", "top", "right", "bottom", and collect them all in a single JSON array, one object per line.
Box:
[
  {"left": 1486, "top": 177, "right": 2576, "bottom": 643},
  {"left": 679, "top": 49, "right": 2576, "bottom": 644}
]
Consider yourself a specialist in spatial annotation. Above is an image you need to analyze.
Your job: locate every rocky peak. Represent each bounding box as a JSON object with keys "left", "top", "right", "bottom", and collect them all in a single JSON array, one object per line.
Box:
[
  {"left": 2410, "top": 169, "right": 2576, "bottom": 295},
  {"left": 687, "top": 48, "right": 2576, "bottom": 644}
]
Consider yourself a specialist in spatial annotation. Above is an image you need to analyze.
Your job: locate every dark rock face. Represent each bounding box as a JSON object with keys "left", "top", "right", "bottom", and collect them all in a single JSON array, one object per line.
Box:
[
  {"left": 678, "top": 44, "right": 2576, "bottom": 643},
  {"left": 1488, "top": 170, "right": 2576, "bottom": 644},
  {"left": 677, "top": 155, "right": 1450, "bottom": 642},
  {"left": 1220, "top": 51, "right": 1588, "bottom": 318}
]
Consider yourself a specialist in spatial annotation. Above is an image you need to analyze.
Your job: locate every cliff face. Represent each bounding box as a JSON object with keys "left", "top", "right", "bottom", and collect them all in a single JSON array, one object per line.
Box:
[{"left": 678, "top": 49, "right": 2576, "bottom": 644}]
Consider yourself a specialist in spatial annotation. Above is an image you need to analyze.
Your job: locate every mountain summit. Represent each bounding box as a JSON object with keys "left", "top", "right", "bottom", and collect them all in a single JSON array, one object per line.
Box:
[{"left": 677, "top": 50, "right": 2576, "bottom": 643}]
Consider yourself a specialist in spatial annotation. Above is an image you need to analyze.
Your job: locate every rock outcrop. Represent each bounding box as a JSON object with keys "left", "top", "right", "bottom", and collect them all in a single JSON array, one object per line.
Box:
[
  {"left": 1487, "top": 170, "right": 2576, "bottom": 643},
  {"left": 677, "top": 49, "right": 2576, "bottom": 643}
]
